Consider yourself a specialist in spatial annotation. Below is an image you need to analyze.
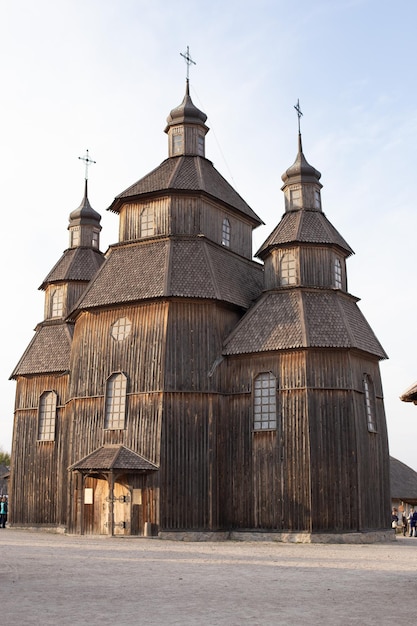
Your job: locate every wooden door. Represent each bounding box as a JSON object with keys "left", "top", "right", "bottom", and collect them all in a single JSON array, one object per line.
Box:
[
  {"left": 131, "top": 488, "right": 144, "bottom": 535},
  {"left": 113, "top": 482, "right": 131, "bottom": 535},
  {"left": 83, "top": 477, "right": 109, "bottom": 535}
]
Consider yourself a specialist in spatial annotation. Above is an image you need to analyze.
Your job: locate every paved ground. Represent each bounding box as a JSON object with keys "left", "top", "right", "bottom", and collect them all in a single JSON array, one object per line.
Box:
[{"left": 1, "top": 529, "right": 417, "bottom": 625}]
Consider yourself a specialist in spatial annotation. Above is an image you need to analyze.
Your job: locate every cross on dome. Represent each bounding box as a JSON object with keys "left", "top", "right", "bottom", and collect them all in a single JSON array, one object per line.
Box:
[
  {"left": 78, "top": 149, "right": 96, "bottom": 181},
  {"left": 294, "top": 99, "right": 303, "bottom": 134},
  {"left": 180, "top": 46, "right": 196, "bottom": 81}
]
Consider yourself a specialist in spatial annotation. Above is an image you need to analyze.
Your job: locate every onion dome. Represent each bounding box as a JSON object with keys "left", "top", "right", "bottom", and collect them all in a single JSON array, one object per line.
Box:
[
  {"left": 165, "top": 79, "right": 207, "bottom": 130},
  {"left": 164, "top": 80, "right": 209, "bottom": 157},
  {"left": 69, "top": 179, "right": 101, "bottom": 227},
  {"left": 281, "top": 134, "right": 321, "bottom": 186}
]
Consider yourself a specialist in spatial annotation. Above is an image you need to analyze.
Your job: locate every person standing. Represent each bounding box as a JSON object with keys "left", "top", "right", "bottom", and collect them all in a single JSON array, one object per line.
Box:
[
  {"left": 408, "top": 508, "right": 417, "bottom": 537},
  {"left": 412, "top": 509, "right": 417, "bottom": 537},
  {"left": 0, "top": 496, "right": 7, "bottom": 528},
  {"left": 402, "top": 512, "right": 408, "bottom": 536}
]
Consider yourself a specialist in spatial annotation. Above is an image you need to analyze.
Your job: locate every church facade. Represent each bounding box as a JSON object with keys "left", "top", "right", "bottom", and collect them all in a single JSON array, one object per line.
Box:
[{"left": 9, "top": 81, "right": 391, "bottom": 538}]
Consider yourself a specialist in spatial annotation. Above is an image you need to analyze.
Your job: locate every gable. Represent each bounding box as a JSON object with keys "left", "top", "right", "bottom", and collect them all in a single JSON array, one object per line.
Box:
[{"left": 69, "top": 445, "right": 158, "bottom": 472}]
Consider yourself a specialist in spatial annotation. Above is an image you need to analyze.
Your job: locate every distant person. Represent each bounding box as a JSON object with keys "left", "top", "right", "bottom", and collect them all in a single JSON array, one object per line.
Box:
[
  {"left": 391, "top": 509, "right": 399, "bottom": 530},
  {"left": 408, "top": 508, "right": 417, "bottom": 537},
  {"left": 0, "top": 495, "right": 7, "bottom": 528},
  {"left": 402, "top": 513, "right": 407, "bottom": 536}
]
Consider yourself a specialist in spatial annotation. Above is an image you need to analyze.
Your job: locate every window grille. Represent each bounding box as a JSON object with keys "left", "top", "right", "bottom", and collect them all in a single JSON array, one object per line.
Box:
[
  {"left": 140, "top": 207, "right": 154, "bottom": 238},
  {"left": 222, "top": 218, "right": 231, "bottom": 247},
  {"left": 363, "top": 374, "right": 377, "bottom": 433},
  {"left": 253, "top": 372, "right": 277, "bottom": 430},
  {"left": 105, "top": 373, "right": 127, "bottom": 429},
  {"left": 281, "top": 253, "right": 296, "bottom": 285},
  {"left": 38, "top": 391, "right": 57, "bottom": 441},
  {"left": 51, "top": 287, "right": 64, "bottom": 318},
  {"left": 334, "top": 258, "right": 342, "bottom": 289}
]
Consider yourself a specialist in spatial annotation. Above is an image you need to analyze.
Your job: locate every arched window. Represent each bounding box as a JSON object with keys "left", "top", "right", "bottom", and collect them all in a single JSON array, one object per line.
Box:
[
  {"left": 253, "top": 372, "right": 277, "bottom": 430},
  {"left": 91, "top": 229, "right": 99, "bottom": 248},
  {"left": 197, "top": 134, "right": 205, "bottom": 156},
  {"left": 140, "top": 207, "right": 154, "bottom": 238},
  {"left": 363, "top": 374, "right": 377, "bottom": 433},
  {"left": 222, "top": 218, "right": 231, "bottom": 247},
  {"left": 51, "top": 286, "right": 64, "bottom": 318},
  {"left": 105, "top": 373, "right": 127, "bottom": 430},
  {"left": 334, "top": 258, "right": 342, "bottom": 289},
  {"left": 38, "top": 391, "right": 57, "bottom": 441},
  {"left": 172, "top": 132, "right": 183, "bottom": 155},
  {"left": 280, "top": 253, "right": 296, "bottom": 285}
]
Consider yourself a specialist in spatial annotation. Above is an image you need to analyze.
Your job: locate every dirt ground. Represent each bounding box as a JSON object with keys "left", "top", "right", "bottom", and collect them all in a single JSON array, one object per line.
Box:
[{"left": 1, "top": 529, "right": 417, "bottom": 625}]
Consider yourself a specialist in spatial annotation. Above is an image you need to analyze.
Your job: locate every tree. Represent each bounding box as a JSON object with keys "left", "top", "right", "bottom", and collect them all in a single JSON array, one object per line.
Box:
[{"left": 0, "top": 448, "right": 11, "bottom": 467}]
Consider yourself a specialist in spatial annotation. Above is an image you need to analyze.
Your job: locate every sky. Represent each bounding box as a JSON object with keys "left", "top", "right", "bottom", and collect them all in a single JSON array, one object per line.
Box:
[{"left": 1, "top": 0, "right": 417, "bottom": 470}]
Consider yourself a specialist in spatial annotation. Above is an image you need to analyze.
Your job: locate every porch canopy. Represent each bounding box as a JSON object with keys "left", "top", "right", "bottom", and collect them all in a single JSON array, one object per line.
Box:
[{"left": 68, "top": 444, "right": 158, "bottom": 474}]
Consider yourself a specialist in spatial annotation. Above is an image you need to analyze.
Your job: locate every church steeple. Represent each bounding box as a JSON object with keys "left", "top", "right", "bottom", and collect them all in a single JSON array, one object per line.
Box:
[
  {"left": 281, "top": 131, "right": 323, "bottom": 213},
  {"left": 68, "top": 152, "right": 101, "bottom": 249},
  {"left": 280, "top": 100, "right": 323, "bottom": 213},
  {"left": 39, "top": 166, "right": 104, "bottom": 322},
  {"left": 256, "top": 105, "right": 353, "bottom": 292},
  {"left": 165, "top": 48, "right": 209, "bottom": 158},
  {"left": 165, "top": 79, "right": 209, "bottom": 157}
]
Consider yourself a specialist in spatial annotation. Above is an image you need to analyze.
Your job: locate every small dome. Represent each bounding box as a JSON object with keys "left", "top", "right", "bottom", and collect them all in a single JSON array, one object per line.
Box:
[
  {"left": 69, "top": 180, "right": 101, "bottom": 227},
  {"left": 165, "top": 80, "right": 207, "bottom": 131},
  {"left": 281, "top": 134, "right": 321, "bottom": 185}
]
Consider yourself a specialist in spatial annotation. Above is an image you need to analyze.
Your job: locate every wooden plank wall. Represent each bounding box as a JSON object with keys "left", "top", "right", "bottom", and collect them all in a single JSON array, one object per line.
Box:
[
  {"left": 350, "top": 354, "right": 391, "bottom": 530},
  {"left": 197, "top": 198, "right": 253, "bottom": 259},
  {"left": 219, "top": 348, "right": 390, "bottom": 533},
  {"left": 160, "top": 393, "right": 215, "bottom": 530},
  {"left": 159, "top": 300, "right": 238, "bottom": 530},
  {"left": 164, "top": 300, "right": 238, "bottom": 392},
  {"left": 10, "top": 373, "right": 70, "bottom": 525},
  {"left": 11, "top": 294, "right": 390, "bottom": 534},
  {"left": 218, "top": 352, "right": 311, "bottom": 531},
  {"left": 265, "top": 245, "right": 346, "bottom": 290},
  {"left": 307, "top": 351, "right": 358, "bottom": 531},
  {"left": 66, "top": 303, "right": 168, "bottom": 528},
  {"left": 119, "top": 197, "right": 254, "bottom": 259},
  {"left": 68, "top": 303, "right": 168, "bottom": 400}
]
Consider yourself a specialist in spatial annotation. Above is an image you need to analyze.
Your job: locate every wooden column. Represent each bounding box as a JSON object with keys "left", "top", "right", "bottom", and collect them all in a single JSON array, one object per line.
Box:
[
  {"left": 78, "top": 472, "right": 84, "bottom": 535},
  {"left": 109, "top": 471, "right": 114, "bottom": 536}
]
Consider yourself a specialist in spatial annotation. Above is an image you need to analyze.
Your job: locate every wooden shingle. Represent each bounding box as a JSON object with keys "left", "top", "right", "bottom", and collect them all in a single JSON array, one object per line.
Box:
[
  {"left": 69, "top": 445, "right": 158, "bottom": 472},
  {"left": 108, "top": 156, "right": 262, "bottom": 225},
  {"left": 10, "top": 323, "right": 72, "bottom": 378}
]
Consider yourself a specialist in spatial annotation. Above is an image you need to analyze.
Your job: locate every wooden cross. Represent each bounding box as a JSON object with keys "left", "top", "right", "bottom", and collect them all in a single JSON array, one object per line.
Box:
[
  {"left": 180, "top": 46, "right": 196, "bottom": 81},
  {"left": 78, "top": 149, "right": 96, "bottom": 180},
  {"left": 294, "top": 99, "right": 303, "bottom": 134}
]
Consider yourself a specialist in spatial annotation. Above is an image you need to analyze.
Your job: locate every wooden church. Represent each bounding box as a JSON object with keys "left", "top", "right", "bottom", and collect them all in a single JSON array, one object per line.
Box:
[{"left": 9, "top": 78, "right": 391, "bottom": 538}]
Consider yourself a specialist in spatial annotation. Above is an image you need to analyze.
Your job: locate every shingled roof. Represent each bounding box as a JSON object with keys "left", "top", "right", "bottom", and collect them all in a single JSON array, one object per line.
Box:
[
  {"left": 107, "top": 156, "right": 262, "bottom": 225},
  {"left": 10, "top": 323, "right": 73, "bottom": 378},
  {"left": 40, "top": 247, "right": 105, "bottom": 289},
  {"left": 390, "top": 456, "right": 417, "bottom": 503},
  {"left": 223, "top": 289, "right": 387, "bottom": 359},
  {"left": 69, "top": 445, "right": 158, "bottom": 472},
  {"left": 72, "top": 237, "right": 263, "bottom": 312},
  {"left": 256, "top": 210, "right": 353, "bottom": 259},
  {"left": 400, "top": 381, "right": 417, "bottom": 404}
]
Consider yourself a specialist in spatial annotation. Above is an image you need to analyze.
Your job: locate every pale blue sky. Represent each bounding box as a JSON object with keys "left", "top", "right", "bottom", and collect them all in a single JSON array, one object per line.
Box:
[{"left": 2, "top": 0, "right": 417, "bottom": 470}]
